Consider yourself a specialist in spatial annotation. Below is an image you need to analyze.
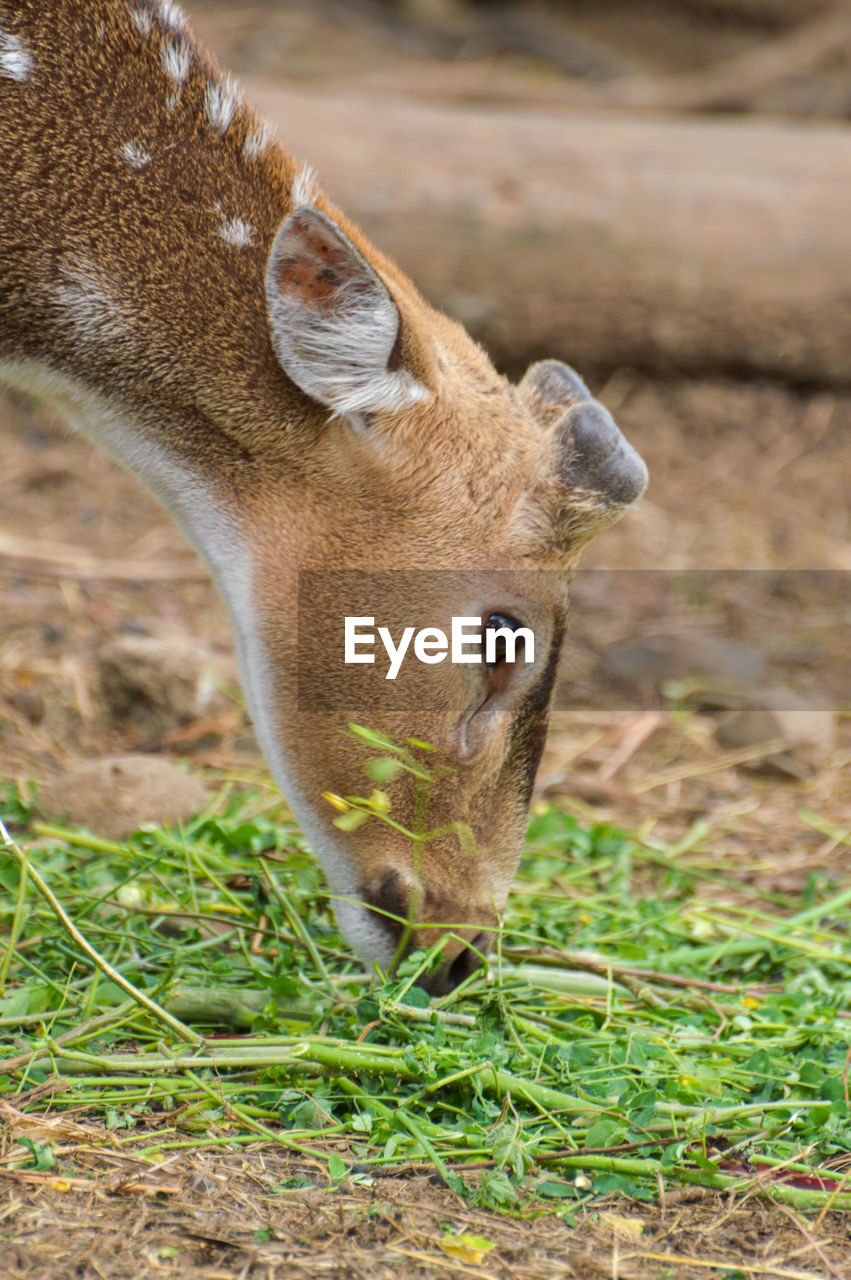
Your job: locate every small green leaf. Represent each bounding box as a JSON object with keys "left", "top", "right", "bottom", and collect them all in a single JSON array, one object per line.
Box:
[
  {"left": 332, "top": 808, "right": 370, "bottom": 832},
  {"left": 585, "top": 1117, "right": 627, "bottom": 1149},
  {"left": 363, "top": 757, "right": 405, "bottom": 783},
  {"left": 440, "top": 1233, "right": 495, "bottom": 1263},
  {"left": 536, "top": 1178, "right": 577, "bottom": 1199},
  {"left": 364, "top": 789, "right": 392, "bottom": 813},
  {"left": 347, "top": 725, "right": 397, "bottom": 751},
  {"left": 20, "top": 1138, "right": 56, "bottom": 1171}
]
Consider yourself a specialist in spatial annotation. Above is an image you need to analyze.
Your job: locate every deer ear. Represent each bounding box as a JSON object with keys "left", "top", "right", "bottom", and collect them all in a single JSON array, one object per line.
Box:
[{"left": 265, "top": 206, "right": 429, "bottom": 418}]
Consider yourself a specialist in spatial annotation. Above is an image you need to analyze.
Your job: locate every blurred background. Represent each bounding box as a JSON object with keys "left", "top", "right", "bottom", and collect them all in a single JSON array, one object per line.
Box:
[{"left": 1, "top": 0, "right": 849, "bottom": 886}]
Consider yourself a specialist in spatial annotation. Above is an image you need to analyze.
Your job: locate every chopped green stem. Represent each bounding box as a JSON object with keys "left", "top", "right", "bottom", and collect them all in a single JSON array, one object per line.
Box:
[
  {"left": 553, "top": 1153, "right": 851, "bottom": 1210},
  {"left": 0, "top": 818, "right": 202, "bottom": 1047}
]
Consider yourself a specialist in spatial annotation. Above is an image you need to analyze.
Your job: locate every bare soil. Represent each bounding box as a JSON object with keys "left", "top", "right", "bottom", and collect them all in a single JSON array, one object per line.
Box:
[
  {"left": 2, "top": 2, "right": 850, "bottom": 1276},
  {"left": 3, "top": 1106, "right": 850, "bottom": 1280}
]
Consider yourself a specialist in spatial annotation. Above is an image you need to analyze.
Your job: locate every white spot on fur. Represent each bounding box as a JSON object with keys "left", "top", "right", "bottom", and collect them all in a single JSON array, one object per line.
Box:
[
  {"left": 242, "top": 120, "right": 272, "bottom": 163},
  {"left": 0, "top": 25, "right": 34, "bottom": 81},
  {"left": 205, "top": 74, "right": 240, "bottom": 135},
  {"left": 119, "top": 140, "right": 152, "bottom": 169},
  {"left": 291, "top": 165, "right": 319, "bottom": 209},
  {"left": 154, "top": 0, "right": 186, "bottom": 32},
  {"left": 54, "top": 258, "right": 133, "bottom": 349},
  {"left": 160, "top": 37, "right": 190, "bottom": 87},
  {"left": 131, "top": 1, "right": 184, "bottom": 37},
  {"left": 218, "top": 216, "right": 253, "bottom": 248},
  {"left": 130, "top": 7, "right": 153, "bottom": 38}
]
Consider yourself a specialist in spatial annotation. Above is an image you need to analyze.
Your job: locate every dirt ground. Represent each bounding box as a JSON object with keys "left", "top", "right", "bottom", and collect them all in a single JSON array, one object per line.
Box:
[
  {"left": 3, "top": 1106, "right": 851, "bottom": 1280},
  {"left": 3, "top": 1100, "right": 851, "bottom": 1280},
  {"left": 2, "top": 1, "right": 851, "bottom": 1277}
]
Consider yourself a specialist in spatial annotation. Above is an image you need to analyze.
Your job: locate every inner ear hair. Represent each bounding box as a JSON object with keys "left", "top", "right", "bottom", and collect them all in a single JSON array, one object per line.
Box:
[{"left": 265, "top": 206, "right": 429, "bottom": 418}]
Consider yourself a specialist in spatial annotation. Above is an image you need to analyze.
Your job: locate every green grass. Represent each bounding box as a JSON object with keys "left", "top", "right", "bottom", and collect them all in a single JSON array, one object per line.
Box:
[{"left": 2, "top": 779, "right": 850, "bottom": 1214}]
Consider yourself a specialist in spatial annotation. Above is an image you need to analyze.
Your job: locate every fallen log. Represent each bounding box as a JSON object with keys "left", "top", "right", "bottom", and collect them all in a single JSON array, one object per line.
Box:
[
  {"left": 609, "top": 6, "right": 851, "bottom": 112},
  {"left": 249, "top": 82, "right": 851, "bottom": 387}
]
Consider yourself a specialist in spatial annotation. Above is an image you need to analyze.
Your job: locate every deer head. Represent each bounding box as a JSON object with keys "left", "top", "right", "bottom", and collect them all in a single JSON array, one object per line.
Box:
[{"left": 250, "top": 205, "right": 647, "bottom": 989}]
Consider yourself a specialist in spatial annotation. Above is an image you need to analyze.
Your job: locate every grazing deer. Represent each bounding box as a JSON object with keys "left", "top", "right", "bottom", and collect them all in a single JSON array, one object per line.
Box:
[{"left": 0, "top": 0, "right": 647, "bottom": 990}]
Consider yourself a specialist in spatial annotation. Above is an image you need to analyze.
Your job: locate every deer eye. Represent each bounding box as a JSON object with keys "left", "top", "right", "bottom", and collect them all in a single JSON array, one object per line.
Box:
[{"left": 484, "top": 613, "right": 524, "bottom": 672}]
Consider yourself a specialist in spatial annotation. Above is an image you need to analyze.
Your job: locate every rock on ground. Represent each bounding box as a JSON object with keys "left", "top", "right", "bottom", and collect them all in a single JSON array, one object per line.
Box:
[{"left": 37, "top": 756, "right": 208, "bottom": 840}]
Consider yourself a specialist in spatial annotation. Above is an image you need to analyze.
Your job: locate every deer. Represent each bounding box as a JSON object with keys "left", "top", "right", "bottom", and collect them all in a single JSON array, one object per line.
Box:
[{"left": 0, "top": 0, "right": 647, "bottom": 992}]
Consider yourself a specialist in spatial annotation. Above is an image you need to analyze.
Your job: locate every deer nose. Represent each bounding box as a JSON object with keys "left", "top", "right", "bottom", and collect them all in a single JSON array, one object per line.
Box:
[
  {"left": 361, "top": 872, "right": 493, "bottom": 991},
  {"left": 426, "top": 935, "right": 489, "bottom": 995}
]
